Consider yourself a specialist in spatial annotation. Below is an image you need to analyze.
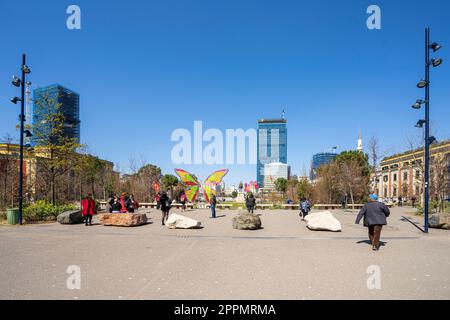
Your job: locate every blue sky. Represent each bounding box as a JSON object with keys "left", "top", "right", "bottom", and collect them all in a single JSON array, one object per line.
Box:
[{"left": 1, "top": 0, "right": 449, "bottom": 186}]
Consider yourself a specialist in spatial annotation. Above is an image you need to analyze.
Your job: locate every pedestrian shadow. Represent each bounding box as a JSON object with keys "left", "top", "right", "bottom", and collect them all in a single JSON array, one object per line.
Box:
[
  {"left": 356, "top": 240, "right": 387, "bottom": 246},
  {"left": 212, "top": 215, "right": 226, "bottom": 218}
]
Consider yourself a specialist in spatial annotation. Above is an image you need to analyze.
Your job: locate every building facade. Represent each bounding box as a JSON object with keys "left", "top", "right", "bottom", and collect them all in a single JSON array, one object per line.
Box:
[
  {"left": 262, "top": 162, "right": 290, "bottom": 190},
  {"left": 310, "top": 152, "right": 338, "bottom": 181},
  {"left": 372, "top": 140, "right": 450, "bottom": 202},
  {"left": 33, "top": 84, "right": 80, "bottom": 145},
  {"left": 257, "top": 118, "right": 287, "bottom": 187}
]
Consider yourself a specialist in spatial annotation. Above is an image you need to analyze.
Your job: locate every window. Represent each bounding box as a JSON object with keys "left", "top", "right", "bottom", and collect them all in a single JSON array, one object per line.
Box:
[
  {"left": 393, "top": 187, "right": 397, "bottom": 197},
  {"left": 403, "top": 172, "right": 408, "bottom": 181},
  {"left": 383, "top": 175, "right": 388, "bottom": 182},
  {"left": 393, "top": 173, "right": 397, "bottom": 182},
  {"left": 415, "top": 170, "right": 420, "bottom": 179},
  {"left": 415, "top": 186, "right": 420, "bottom": 195},
  {"left": 384, "top": 188, "right": 387, "bottom": 198}
]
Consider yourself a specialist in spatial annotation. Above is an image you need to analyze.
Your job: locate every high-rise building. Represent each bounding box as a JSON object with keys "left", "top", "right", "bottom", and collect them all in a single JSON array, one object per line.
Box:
[
  {"left": 310, "top": 152, "right": 338, "bottom": 181},
  {"left": 257, "top": 118, "right": 287, "bottom": 187},
  {"left": 263, "top": 162, "right": 290, "bottom": 190},
  {"left": 32, "top": 84, "right": 80, "bottom": 145}
]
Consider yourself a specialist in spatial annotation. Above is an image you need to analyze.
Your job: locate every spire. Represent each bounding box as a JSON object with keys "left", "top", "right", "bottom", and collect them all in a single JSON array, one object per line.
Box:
[
  {"left": 357, "top": 129, "right": 363, "bottom": 152},
  {"left": 281, "top": 109, "right": 285, "bottom": 120}
]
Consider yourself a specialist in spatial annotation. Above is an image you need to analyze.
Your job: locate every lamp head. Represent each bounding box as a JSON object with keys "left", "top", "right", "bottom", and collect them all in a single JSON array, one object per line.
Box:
[
  {"left": 10, "top": 97, "right": 21, "bottom": 104},
  {"left": 431, "top": 58, "right": 443, "bottom": 67}
]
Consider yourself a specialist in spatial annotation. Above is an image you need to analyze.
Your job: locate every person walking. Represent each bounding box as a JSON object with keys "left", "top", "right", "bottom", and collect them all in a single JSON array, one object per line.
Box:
[
  {"left": 411, "top": 196, "right": 417, "bottom": 208},
  {"left": 155, "top": 192, "right": 161, "bottom": 210},
  {"left": 81, "top": 194, "right": 97, "bottom": 226},
  {"left": 106, "top": 193, "right": 114, "bottom": 213},
  {"left": 210, "top": 194, "right": 217, "bottom": 218},
  {"left": 119, "top": 192, "right": 131, "bottom": 213},
  {"left": 355, "top": 194, "right": 390, "bottom": 251},
  {"left": 180, "top": 192, "right": 187, "bottom": 212},
  {"left": 160, "top": 191, "right": 171, "bottom": 225},
  {"left": 127, "top": 194, "right": 139, "bottom": 213},
  {"left": 398, "top": 195, "right": 403, "bottom": 207},
  {"left": 111, "top": 196, "right": 122, "bottom": 213},
  {"left": 300, "top": 198, "right": 311, "bottom": 220},
  {"left": 246, "top": 193, "right": 256, "bottom": 213}
]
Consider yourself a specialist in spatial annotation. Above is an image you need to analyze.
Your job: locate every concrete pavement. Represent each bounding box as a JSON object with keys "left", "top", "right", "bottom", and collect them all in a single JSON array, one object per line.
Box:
[{"left": 0, "top": 206, "right": 449, "bottom": 299}]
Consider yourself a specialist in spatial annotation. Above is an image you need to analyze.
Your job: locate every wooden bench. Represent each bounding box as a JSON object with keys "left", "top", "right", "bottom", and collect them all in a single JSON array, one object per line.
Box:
[
  {"left": 216, "top": 204, "right": 233, "bottom": 209},
  {"left": 256, "top": 204, "right": 274, "bottom": 210},
  {"left": 283, "top": 204, "right": 300, "bottom": 210},
  {"left": 313, "top": 204, "right": 343, "bottom": 210}
]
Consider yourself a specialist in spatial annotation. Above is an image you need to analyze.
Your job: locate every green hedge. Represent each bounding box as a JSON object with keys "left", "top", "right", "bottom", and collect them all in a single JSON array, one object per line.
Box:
[{"left": 23, "top": 201, "right": 78, "bottom": 222}]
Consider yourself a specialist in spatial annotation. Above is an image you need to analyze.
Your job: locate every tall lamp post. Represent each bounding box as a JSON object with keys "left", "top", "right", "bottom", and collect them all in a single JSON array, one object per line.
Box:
[
  {"left": 412, "top": 27, "right": 443, "bottom": 233},
  {"left": 10, "top": 54, "right": 32, "bottom": 225}
]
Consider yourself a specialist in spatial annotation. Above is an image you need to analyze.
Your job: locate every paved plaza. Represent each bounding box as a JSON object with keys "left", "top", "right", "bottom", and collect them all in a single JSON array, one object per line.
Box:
[{"left": 0, "top": 207, "right": 449, "bottom": 300}]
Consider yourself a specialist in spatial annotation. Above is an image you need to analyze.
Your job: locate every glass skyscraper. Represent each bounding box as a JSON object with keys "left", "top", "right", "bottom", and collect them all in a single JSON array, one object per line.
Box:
[
  {"left": 32, "top": 84, "right": 80, "bottom": 145},
  {"left": 310, "top": 152, "right": 338, "bottom": 180},
  {"left": 257, "top": 118, "right": 287, "bottom": 187}
]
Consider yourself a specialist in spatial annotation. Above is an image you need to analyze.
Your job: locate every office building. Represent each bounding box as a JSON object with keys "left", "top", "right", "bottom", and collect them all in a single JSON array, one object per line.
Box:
[
  {"left": 33, "top": 84, "right": 80, "bottom": 144},
  {"left": 310, "top": 152, "right": 338, "bottom": 181},
  {"left": 257, "top": 118, "right": 287, "bottom": 187},
  {"left": 262, "top": 162, "right": 290, "bottom": 190}
]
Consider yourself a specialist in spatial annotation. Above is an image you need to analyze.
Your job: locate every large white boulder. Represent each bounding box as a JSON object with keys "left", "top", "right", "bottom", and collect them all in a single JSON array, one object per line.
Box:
[
  {"left": 304, "top": 210, "right": 342, "bottom": 232},
  {"left": 165, "top": 213, "right": 201, "bottom": 229}
]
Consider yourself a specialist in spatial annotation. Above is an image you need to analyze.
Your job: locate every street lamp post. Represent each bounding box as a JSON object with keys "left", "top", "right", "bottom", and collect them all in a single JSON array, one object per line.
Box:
[
  {"left": 424, "top": 28, "right": 431, "bottom": 234},
  {"left": 412, "top": 27, "right": 443, "bottom": 233},
  {"left": 10, "top": 54, "right": 31, "bottom": 225}
]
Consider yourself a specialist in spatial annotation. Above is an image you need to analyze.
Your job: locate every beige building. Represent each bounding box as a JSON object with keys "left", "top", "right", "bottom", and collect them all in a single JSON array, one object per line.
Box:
[{"left": 372, "top": 140, "right": 450, "bottom": 202}]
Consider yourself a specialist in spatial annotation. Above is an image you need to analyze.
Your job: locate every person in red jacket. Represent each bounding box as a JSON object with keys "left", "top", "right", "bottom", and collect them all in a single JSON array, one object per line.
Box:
[{"left": 81, "top": 194, "right": 97, "bottom": 226}]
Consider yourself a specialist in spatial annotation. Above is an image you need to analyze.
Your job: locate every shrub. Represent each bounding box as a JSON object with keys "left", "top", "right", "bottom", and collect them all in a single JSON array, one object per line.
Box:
[{"left": 23, "top": 201, "right": 77, "bottom": 222}]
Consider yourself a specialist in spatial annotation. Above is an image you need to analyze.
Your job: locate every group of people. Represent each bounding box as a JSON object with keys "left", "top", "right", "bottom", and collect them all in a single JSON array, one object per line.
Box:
[
  {"left": 106, "top": 192, "right": 139, "bottom": 213},
  {"left": 85, "top": 188, "right": 391, "bottom": 252}
]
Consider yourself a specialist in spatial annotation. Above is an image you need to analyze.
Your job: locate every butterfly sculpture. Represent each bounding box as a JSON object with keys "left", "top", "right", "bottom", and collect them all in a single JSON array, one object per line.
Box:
[{"left": 174, "top": 169, "right": 229, "bottom": 203}]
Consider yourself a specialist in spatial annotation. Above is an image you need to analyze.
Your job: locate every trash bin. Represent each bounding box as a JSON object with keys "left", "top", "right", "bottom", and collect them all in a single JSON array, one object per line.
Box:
[{"left": 7, "top": 208, "right": 20, "bottom": 225}]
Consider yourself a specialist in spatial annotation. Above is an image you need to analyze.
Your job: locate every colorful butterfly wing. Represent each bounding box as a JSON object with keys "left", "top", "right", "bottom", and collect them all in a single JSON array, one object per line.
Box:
[
  {"left": 203, "top": 169, "right": 229, "bottom": 203},
  {"left": 174, "top": 169, "right": 200, "bottom": 202},
  {"left": 174, "top": 169, "right": 199, "bottom": 186},
  {"left": 204, "top": 169, "right": 229, "bottom": 185},
  {"left": 185, "top": 185, "right": 199, "bottom": 202}
]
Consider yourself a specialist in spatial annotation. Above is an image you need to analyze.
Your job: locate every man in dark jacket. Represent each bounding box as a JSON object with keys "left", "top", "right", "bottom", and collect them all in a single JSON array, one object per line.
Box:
[
  {"left": 160, "top": 192, "right": 171, "bottom": 225},
  {"left": 356, "top": 194, "right": 390, "bottom": 251},
  {"left": 246, "top": 193, "right": 256, "bottom": 213}
]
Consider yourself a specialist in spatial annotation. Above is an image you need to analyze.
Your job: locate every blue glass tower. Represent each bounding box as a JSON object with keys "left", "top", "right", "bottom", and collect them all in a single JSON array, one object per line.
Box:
[
  {"left": 257, "top": 118, "right": 287, "bottom": 187},
  {"left": 32, "top": 84, "right": 80, "bottom": 145},
  {"left": 310, "top": 152, "right": 338, "bottom": 180}
]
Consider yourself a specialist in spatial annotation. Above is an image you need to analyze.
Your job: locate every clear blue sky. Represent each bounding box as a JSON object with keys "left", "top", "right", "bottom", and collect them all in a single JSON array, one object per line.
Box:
[{"left": 1, "top": 0, "right": 449, "bottom": 186}]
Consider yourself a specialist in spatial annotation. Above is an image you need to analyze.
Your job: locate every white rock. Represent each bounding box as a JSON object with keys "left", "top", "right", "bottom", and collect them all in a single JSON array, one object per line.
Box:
[
  {"left": 165, "top": 213, "right": 201, "bottom": 229},
  {"left": 304, "top": 210, "right": 342, "bottom": 232}
]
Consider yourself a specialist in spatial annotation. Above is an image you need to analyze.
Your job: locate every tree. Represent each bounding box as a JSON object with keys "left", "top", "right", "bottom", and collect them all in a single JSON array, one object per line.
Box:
[
  {"left": 368, "top": 135, "right": 381, "bottom": 193},
  {"left": 231, "top": 190, "right": 238, "bottom": 199},
  {"left": 161, "top": 174, "right": 178, "bottom": 198},
  {"left": 32, "top": 92, "right": 82, "bottom": 205},
  {"left": 297, "top": 178, "right": 312, "bottom": 200},
  {"left": 274, "top": 178, "right": 288, "bottom": 194},
  {"left": 0, "top": 135, "right": 19, "bottom": 208},
  {"left": 286, "top": 179, "right": 298, "bottom": 202},
  {"left": 430, "top": 153, "right": 450, "bottom": 212}
]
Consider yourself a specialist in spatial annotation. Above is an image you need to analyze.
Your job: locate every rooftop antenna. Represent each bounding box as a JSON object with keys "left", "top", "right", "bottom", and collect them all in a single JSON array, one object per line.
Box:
[{"left": 281, "top": 109, "right": 285, "bottom": 120}]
